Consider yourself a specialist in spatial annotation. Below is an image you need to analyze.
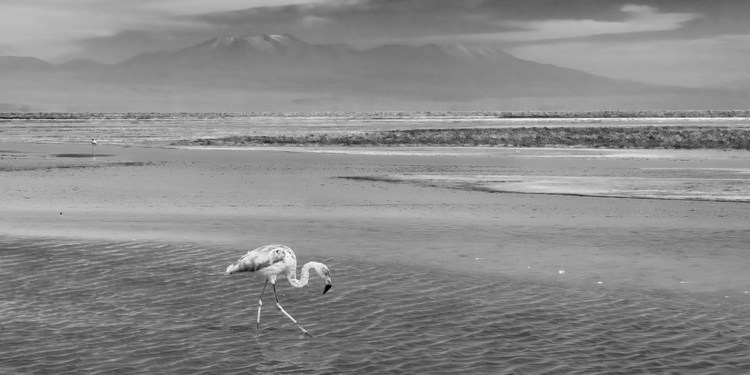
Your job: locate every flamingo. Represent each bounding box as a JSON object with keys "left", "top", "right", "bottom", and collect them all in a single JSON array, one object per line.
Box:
[{"left": 225, "top": 244, "right": 333, "bottom": 336}]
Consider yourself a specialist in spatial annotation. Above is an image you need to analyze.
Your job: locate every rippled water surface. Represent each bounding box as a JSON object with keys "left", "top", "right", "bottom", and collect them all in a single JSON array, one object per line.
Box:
[{"left": 2, "top": 236, "right": 749, "bottom": 374}]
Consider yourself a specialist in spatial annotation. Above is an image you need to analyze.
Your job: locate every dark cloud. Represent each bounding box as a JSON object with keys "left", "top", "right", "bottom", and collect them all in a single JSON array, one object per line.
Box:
[
  {"left": 189, "top": 0, "right": 671, "bottom": 30},
  {"left": 353, "top": 0, "right": 625, "bottom": 21},
  {"left": 184, "top": 0, "right": 750, "bottom": 46},
  {"left": 71, "top": 0, "right": 750, "bottom": 63},
  {"left": 187, "top": 1, "right": 517, "bottom": 45}
]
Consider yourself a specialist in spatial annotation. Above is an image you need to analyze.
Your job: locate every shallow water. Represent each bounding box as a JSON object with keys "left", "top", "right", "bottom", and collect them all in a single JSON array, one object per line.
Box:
[{"left": 2, "top": 236, "right": 749, "bottom": 374}]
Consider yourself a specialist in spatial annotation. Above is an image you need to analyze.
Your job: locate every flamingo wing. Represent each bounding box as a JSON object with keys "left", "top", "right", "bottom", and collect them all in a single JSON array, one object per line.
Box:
[{"left": 225, "top": 245, "right": 288, "bottom": 275}]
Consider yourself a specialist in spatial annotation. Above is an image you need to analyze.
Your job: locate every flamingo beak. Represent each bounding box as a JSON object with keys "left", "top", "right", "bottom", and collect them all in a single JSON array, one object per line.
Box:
[{"left": 323, "top": 284, "right": 332, "bottom": 294}]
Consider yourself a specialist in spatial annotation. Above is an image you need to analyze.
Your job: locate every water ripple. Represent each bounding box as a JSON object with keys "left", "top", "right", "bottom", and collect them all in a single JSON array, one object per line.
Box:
[{"left": 1, "top": 235, "right": 749, "bottom": 374}]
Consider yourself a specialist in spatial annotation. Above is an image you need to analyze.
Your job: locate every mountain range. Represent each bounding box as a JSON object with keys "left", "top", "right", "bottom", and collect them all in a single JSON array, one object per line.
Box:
[{"left": 1, "top": 34, "right": 747, "bottom": 112}]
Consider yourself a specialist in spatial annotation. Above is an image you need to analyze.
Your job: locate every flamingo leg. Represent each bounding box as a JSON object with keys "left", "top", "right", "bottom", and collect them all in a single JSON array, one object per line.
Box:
[
  {"left": 256, "top": 279, "right": 269, "bottom": 332},
  {"left": 272, "top": 283, "right": 312, "bottom": 337}
]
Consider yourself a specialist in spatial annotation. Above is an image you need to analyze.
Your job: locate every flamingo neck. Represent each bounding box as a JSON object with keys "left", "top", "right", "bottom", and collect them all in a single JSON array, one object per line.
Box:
[{"left": 287, "top": 262, "right": 314, "bottom": 288}]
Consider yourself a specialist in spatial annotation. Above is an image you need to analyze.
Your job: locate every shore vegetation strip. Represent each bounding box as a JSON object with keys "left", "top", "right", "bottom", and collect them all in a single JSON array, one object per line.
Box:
[{"left": 175, "top": 126, "right": 750, "bottom": 150}]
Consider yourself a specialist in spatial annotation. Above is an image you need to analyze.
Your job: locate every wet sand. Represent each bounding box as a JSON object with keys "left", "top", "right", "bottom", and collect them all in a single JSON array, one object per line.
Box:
[{"left": 2, "top": 142, "right": 749, "bottom": 295}]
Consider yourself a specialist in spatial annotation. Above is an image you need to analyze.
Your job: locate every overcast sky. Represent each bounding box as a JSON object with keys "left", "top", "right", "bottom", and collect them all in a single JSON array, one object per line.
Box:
[{"left": 1, "top": 0, "right": 748, "bottom": 87}]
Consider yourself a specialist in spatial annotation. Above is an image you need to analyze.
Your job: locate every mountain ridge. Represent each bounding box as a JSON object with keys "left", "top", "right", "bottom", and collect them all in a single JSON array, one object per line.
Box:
[{"left": 1, "top": 34, "right": 747, "bottom": 112}]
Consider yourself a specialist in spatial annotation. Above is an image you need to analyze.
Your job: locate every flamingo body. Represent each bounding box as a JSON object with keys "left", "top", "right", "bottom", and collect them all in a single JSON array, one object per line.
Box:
[{"left": 225, "top": 244, "right": 292, "bottom": 279}]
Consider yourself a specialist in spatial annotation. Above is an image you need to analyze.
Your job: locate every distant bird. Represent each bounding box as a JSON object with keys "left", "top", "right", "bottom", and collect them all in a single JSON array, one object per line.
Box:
[
  {"left": 91, "top": 139, "right": 97, "bottom": 156},
  {"left": 225, "top": 244, "right": 333, "bottom": 336}
]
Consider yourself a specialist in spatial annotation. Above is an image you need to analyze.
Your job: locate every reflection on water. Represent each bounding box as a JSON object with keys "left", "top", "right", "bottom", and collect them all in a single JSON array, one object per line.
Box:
[{"left": 1, "top": 236, "right": 749, "bottom": 373}]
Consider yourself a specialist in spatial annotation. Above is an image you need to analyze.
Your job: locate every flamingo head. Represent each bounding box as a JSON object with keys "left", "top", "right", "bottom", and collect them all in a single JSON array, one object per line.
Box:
[{"left": 311, "top": 262, "right": 333, "bottom": 294}]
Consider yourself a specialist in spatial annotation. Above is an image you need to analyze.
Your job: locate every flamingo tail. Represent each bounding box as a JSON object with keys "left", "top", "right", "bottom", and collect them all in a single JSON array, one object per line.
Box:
[{"left": 225, "top": 262, "right": 243, "bottom": 275}]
